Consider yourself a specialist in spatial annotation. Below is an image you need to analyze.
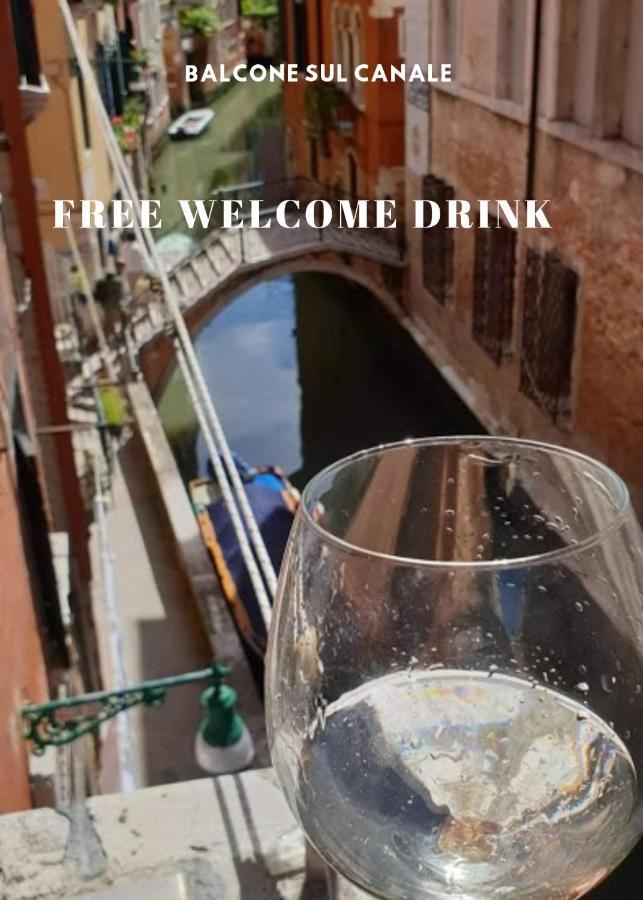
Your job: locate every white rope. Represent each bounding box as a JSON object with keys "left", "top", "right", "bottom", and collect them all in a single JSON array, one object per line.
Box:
[
  {"left": 175, "top": 345, "right": 273, "bottom": 628},
  {"left": 59, "top": 0, "right": 276, "bottom": 623}
]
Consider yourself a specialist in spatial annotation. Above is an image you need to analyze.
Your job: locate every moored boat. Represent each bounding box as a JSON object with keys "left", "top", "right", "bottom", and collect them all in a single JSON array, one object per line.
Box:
[
  {"left": 168, "top": 108, "right": 215, "bottom": 139},
  {"left": 190, "top": 454, "right": 299, "bottom": 682}
]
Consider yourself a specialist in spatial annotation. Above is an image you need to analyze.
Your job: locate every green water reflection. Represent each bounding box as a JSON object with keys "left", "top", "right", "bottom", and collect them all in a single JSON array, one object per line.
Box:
[{"left": 151, "top": 81, "right": 283, "bottom": 238}]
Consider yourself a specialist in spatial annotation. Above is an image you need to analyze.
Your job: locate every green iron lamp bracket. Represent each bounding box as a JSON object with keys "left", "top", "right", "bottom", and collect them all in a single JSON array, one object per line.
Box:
[{"left": 22, "top": 663, "right": 232, "bottom": 755}]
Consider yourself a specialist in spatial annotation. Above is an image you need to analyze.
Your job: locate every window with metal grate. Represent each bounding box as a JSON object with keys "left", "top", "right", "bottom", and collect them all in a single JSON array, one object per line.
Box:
[
  {"left": 422, "top": 174, "right": 455, "bottom": 305},
  {"left": 520, "top": 249, "right": 579, "bottom": 424},
  {"left": 472, "top": 219, "right": 516, "bottom": 365}
]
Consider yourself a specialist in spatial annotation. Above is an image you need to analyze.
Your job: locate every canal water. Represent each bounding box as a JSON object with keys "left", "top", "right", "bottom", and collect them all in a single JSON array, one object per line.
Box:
[
  {"left": 152, "top": 81, "right": 483, "bottom": 488},
  {"left": 151, "top": 80, "right": 284, "bottom": 240},
  {"left": 157, "top": 272, "right": 485, "bottom": 489}
]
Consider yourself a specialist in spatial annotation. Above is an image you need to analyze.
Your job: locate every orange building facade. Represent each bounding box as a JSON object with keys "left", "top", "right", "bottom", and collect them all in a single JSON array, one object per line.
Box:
[{"left": 282, "top": 0, "right": 405, "bottom": 201}]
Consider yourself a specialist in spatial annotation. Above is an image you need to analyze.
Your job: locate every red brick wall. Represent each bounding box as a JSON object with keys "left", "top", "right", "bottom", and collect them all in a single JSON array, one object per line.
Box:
[{"left": 283, "top": 0, "right": 404, "bottom": 197}]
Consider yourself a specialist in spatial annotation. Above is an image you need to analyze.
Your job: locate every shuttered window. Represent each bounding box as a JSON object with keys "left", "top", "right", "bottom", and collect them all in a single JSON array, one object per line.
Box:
[
  {"left": 472, "top": 220, "right": 516, "bottom": 364},
  {"left": 422, "top": 174, "right": 455, "bottom": 305},
  {"left": 520, "top": 249, "right": 578, "bottom": 423}
]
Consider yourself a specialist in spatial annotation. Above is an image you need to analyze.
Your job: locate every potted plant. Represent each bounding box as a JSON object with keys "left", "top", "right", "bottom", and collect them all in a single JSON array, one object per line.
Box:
[
  {"left": 131, "top": 48, "right": 152, "bottom": 77},
  {"left": 111, "top": 98, "right": 144, "bottom": 153}
]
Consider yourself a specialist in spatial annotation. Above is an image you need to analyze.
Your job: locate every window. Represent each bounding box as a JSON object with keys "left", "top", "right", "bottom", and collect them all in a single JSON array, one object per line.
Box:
[
  {"left": 95, "top": 42, "right": 116, "bottom": 118},
  {"left": 332, "top": 4, "right": 341, "bottom": 65},
  {"left": 497, "top": 0, "right": 527, "bottom": 103},
  {"left": 422, "top": 174, "right": 455, "bottom": 305},
  {"left": 398, "top": 13, "right": 406, "bottom": 59},
  {"left": 14, "top": 429, "right": 70, "bottom": 673},
  {"left": 76, "top": 70, "right": 92, "bottom": 150},
  {"left": 622, "top": 0, "right": 643, "bottom": 147},
  {"left": 10, "top": 0, "right": 41, "bottom": 87},
  {"left": 572, "top": 0, "right": 601, "bottom": 128},
  {"left": 520, "top": 249, "right": 578, "bottom": 423},
  {"left": 347, "top": 151, "right": 357, "bottom": 200},
  {"left": 292, "top": 0, "right": 309, "bottom": 71},
  {"left": 435, "top": 0, "right": 459, "bottom": 78},
  {"left": 309, "top": 137, "right": 319, "bottom": 182},
  {"left": 472, "top": 221, "right": 516, "bottom": 364},
  {"left": 352, "top": 8, "right": 364, "bottom": 106},
  {"left": 558, "top": 0, "right": 643, "bottom": 147}
]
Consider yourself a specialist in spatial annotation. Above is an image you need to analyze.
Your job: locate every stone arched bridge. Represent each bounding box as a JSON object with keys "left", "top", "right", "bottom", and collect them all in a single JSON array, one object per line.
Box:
[{"left": 135, "top": 214, "right": 407, "bottom": 395}]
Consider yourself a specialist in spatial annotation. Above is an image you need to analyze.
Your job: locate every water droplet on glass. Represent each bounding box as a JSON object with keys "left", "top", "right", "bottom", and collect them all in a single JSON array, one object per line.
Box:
[
  {"left": 574, "top": 601, "right": 584, "bottom": 613},
  {"left": 574, "top": 682, "right": 590, "bottom": 694},
  {"left": 600, "top": 674, "right": 616, "bottom": 693}
]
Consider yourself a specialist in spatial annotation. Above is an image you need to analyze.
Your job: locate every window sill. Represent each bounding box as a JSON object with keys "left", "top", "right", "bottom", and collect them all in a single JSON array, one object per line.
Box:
[
  {"left": 431, "top": 81, "right": 530, "bottom": 126},
  {"left": 18, "top": 75, "right": 50, "bottom": 124},
  {"left": 539, "top": 119, "right": 643, "bottom": 177}
]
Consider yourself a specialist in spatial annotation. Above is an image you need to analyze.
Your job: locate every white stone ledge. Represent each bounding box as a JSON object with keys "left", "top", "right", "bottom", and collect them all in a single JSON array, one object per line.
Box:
[{"left": 0, "top": 769, "right": 377, "bottom": 899}]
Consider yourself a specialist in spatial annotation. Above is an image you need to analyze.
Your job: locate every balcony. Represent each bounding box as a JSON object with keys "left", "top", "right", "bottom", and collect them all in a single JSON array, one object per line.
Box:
[
  {"left": 9, "top": 0, "right": 50, "bottom": 123},
  {"left": 0, "top": 768, "right": 369, "bottom": 899}
]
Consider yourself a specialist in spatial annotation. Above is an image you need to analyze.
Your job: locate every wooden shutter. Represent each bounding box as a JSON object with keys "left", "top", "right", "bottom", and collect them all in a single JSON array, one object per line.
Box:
[
  {"left": 472, "top": 221, "right": 516, "bottom": 364},
  {"left": 422, "top": 174, "right": 455, "bottom": 305},
  {"left": 520, "top": 249, "right": 578, "bottom": 423}
]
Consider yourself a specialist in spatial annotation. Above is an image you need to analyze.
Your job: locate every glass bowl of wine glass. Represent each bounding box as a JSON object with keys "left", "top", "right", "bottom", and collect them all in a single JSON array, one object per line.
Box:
[{"left": 266, "top": 437, "right": 643, "bottom": 900}]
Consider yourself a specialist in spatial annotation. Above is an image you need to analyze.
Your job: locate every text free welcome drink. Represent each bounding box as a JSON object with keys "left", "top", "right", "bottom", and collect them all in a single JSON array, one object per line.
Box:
[{"left": 54, "top": 199, "right": 553, "bottom": 232}]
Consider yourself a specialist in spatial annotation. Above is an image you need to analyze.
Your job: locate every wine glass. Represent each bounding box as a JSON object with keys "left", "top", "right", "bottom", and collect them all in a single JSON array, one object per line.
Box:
[{"left": 266, "top": 437, "right": 643, "bottom": 900}]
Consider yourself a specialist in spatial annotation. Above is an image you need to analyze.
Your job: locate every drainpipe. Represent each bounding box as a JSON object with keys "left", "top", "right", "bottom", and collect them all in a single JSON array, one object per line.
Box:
[{"left": 525, "top": 0, "right": 543, "bottom": 200}]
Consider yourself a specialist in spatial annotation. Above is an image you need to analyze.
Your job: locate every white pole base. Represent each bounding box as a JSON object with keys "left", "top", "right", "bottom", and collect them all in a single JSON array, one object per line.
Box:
[{"left": 194, "top": 725, "right": 255, "bottom": 775}]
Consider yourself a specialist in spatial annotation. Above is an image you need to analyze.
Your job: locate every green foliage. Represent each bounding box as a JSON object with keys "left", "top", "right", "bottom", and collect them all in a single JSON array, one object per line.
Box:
[
  {"left": 130, "top": 49, "right": 150, "bottom": 68},
  {"left": 180, "top": 5, "right": 221, "bottom": 36},
  {"left": 240, "top": 0, "right": 278, "bottom": 16},
  {"left": 111, "top": 98, "right": 144, "bottom": 153},
  {"left": 123, "top": 96, "right": 144, "bottom": 127},
  {"left": 304, "top": 82, "right": 346, "bottom": 135}
]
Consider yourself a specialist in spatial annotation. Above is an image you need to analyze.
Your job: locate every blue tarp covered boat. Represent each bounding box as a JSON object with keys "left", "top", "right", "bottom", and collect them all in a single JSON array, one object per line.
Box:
[{"left": 190, "top": 454, "right": 298, "bottom": 673}]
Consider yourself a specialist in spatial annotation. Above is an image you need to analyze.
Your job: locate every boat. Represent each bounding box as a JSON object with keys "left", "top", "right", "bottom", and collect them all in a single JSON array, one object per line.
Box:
[
  {"left": 190, "top": 454, "right": 299, "bottom": 681},
  {"left": 168, "top": 108, "right": 215, "bottom": 139}
]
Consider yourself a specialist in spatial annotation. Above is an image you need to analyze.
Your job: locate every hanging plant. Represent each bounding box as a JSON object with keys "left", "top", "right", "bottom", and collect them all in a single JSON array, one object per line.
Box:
[
  {"left": 111, "top": 99, "right": 144, "bottom": 153},
  {"left": 180, "top": 5, "right": 221, "bottom": 37},
  {"left": 130, "top": 49, "right": 151, "bottom": 69},
  {"left": 304, "top": 82, "right": 346, "bottom": 136},
  {"left": 123, "top": 97, "right": 144, "bottom": 128},
  {"left": 111, "top": 117, "right": 138, "bottom": 153}
]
